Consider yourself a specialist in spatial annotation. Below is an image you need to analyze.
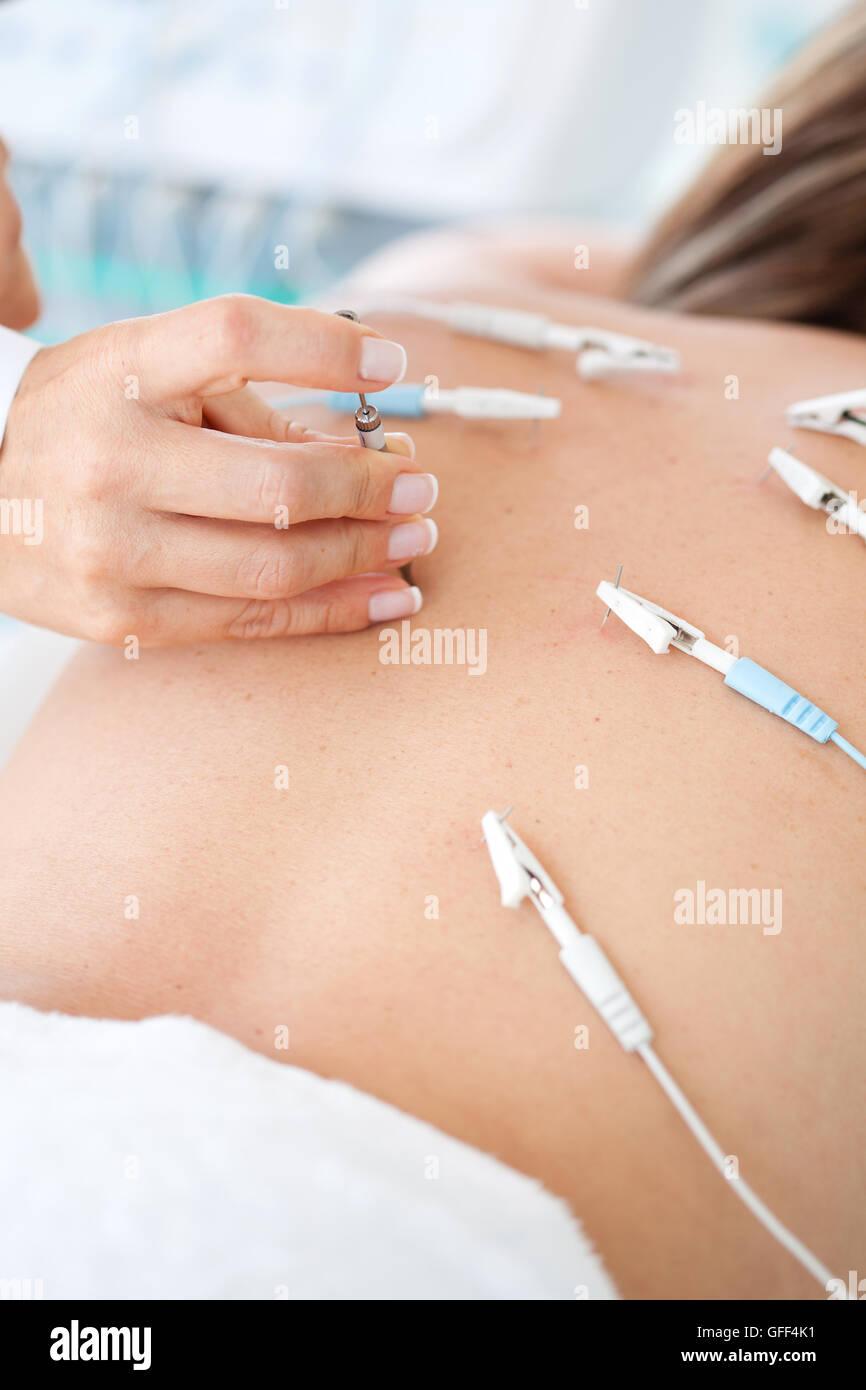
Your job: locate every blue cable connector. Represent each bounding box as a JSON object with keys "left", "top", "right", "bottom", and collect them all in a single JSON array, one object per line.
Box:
[{"left": 723, "top": 658, "right": 838, "bottom": 743}]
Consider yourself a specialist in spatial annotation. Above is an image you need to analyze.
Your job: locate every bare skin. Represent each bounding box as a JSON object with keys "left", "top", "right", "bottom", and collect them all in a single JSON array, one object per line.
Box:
[{"left": 0, "top": 235, "right": 864, "bottom": 1300}]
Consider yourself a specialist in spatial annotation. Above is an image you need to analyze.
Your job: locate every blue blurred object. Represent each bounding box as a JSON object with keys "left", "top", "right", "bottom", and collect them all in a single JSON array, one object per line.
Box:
[{"left": 11, "top": 159, "right": 426, "bottom": 343}]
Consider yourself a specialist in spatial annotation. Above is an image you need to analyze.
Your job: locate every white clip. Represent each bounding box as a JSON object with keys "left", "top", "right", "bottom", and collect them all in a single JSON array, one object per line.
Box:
[
  {"left": 481, "top": 808, "right": 563, "bottom": 910},
  {"left": 786, "top": 388, "right": 866, "bottom": 446},
  {"left": 596, "top": 576, "right": 736, "bottom": 674},
  {"left": 767, "top": 447, "right": 866, "bottom": 541},
  {"left": 480, "top": 809, "right": 654, "bottom": 1051},
  {"left": 575, "top": 329, "right": 680, "bottom": 382},
  {"left": 767, "top": 446, "right": 846, "bottom": 511},
  {"left": 438, "top": 302, "right": 680, "bottom": 379},
  {"left": 356, "top": 297, "right": 680, "bottom": 381},
  {"left": 597, "top": 579, "right": 680, "bottom": 654}
]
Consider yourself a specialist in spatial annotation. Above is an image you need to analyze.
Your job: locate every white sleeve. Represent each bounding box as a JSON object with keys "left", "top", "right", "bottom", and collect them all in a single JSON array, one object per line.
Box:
[{"left": 0, "top": 325, "right": 41, "bottom": 446}]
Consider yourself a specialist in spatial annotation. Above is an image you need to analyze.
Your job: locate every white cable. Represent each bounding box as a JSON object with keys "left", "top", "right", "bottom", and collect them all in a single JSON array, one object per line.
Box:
[
  {"left": 355, "top": 294, "right": 448, "bottom": 323},
  {"left": 483, "top": 809, "right": 839, "bottom": 1295},
  {"left": 637, "top": 1042, "right": 835, "bottom": 1292},
  {"left": 357, "top": 296, "right": 679, "bottom": 375}
]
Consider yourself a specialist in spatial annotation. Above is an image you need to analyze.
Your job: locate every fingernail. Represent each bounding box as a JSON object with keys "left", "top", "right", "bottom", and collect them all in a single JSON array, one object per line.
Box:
[
  {"left": 388, "top": 472, "right": 438, "bottom": 515},
  {"left": 359, "top": 336, "right": 407, "bottom": 383},
  {"left": 387, "top": 518, "right": 438, "bottom": 562},
  {"left": 368, "top": 586, "right": 423, "bottom": 622}
]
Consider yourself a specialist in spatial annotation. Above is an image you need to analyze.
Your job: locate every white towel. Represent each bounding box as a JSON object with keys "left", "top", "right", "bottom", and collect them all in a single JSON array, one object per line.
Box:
[{"left": 0, "top": 1003, "right": 618, "bottom": 1300}]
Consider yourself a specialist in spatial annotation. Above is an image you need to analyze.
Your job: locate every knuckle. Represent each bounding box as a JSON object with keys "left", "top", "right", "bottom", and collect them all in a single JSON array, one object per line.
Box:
[
  {"left": 265, "top": 410, "right": 302, "bottom": 445},
  {"left": 226, "top": 598, "right": 291, "bottom": 641},
  {"left": 71, "top": 452, "right": 112, "bottom": 502},
  {"left": 316, "top": 595, "right": 362, "bottom": 635},
  {"left": 350, "top": 452, "right": 380, "bottom": 516},
  {"left": 208, "top": 294, "right": 256, "bottom": 359},
  {"left": 253, "top": 455, "right": 299, "bottom": 521},
  {"left": 237, "top": 544, "right": 298, "bottom": 600},
  {"left": 345, "top": 519, "right": 374, "bottom": 574}
]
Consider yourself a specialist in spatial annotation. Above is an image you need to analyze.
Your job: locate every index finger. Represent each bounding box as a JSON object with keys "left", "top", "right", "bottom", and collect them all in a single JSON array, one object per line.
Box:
[{"left": 121, "top": 295, "right": 408, "bottom": 403}]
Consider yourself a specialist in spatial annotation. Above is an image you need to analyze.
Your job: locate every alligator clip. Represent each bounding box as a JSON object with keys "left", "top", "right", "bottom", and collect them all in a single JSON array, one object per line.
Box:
[
  {"left": 786, "top": 388, "right": 866, "bottom": 446},
  {"left": 480, "top": 808, "right": 564, "bottom": 912},
  {"left": 480, "top": 808, "right": 655, "bottom": 1051},
  {"left": 576, "top": 329, "right": 680, "bottom": 382},
  {"left": 764, "top": 447, "right": 866, "bottom": 541},
  {"left": 596, "top": 573, "right": 735, "bottom": 673}
]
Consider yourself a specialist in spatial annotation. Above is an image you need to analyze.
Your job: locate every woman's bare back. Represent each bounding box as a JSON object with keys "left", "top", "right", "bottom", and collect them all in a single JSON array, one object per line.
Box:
[{"left": 1, "top": 256, "right": 864, "bottom": 1298}]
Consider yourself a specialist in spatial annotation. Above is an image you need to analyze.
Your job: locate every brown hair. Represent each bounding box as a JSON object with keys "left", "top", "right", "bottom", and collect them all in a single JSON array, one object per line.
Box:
[{"left": 627, "top": 2, "right": 866, "bottom": 333}]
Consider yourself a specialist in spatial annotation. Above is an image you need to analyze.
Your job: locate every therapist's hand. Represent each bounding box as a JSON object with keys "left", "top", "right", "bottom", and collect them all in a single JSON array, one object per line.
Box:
[{"left": 0, "top": 295, "right": 438, "bottom": 644}]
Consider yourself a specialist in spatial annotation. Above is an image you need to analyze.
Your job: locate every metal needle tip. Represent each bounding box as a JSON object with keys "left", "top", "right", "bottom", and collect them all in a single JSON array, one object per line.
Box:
[
  {"left": 759, "top": 446, "right": 793, "bottom": 486},
  {"left": 529, "top": 387, "right": 546, "bottom": 446},
  {"left": 600, "top": 563, "right": 623, "bottom": 627}
]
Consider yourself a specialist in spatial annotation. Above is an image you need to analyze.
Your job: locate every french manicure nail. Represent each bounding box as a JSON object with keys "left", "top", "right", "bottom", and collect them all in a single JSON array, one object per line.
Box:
[
  {"left": 388, "top": 472, "right": 438, "bottom": 515},
  {"left": 359, "top": 336, "right": 407, "bottom": 383},
  {"left": 387, "top": 518, "right": 438, "bottom": 562},
  {"left": 369, "top": 586, "right": 423, "bottom": 622}
]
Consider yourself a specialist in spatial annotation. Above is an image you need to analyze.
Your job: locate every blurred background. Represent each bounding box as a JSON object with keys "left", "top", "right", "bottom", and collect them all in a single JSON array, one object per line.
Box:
[
  {"left": 0, "top": 0, "right": 852, "bottom": 752},
  {"left": 0, "top": 0, "right": 848, "bottom": 344}
]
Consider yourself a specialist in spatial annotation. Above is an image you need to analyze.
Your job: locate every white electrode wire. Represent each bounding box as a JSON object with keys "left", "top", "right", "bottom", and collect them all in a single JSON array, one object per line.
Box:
[
  {"left": 354, "top": 294, "right": 448, "bottom": 323},
  {"left": 830, "top": 730, "right": 866, "bottom": 770},
  {"left": 637, "top": 1042, "right": 835, "bottom": 1292}
]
